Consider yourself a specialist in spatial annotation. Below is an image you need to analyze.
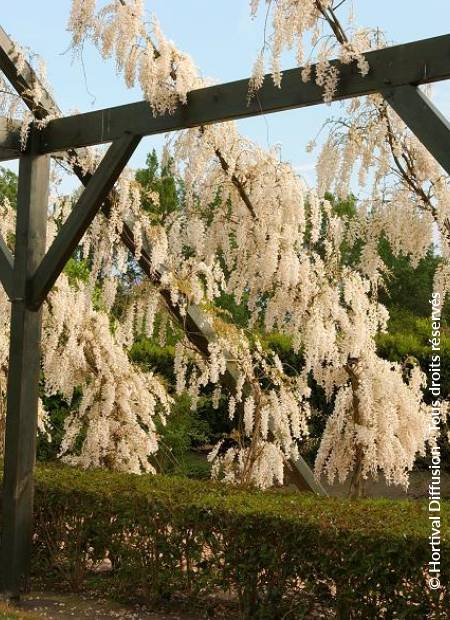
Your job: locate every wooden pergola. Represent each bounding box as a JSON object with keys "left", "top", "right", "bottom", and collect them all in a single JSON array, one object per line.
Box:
[{"left": 0, "top": 24, "right": 450, "bottom": 598}]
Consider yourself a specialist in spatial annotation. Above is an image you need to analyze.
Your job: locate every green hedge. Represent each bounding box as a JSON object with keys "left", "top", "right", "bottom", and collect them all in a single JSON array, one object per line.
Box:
[{"left": 4, "top": 466, "right": 449, "bottom": 618}]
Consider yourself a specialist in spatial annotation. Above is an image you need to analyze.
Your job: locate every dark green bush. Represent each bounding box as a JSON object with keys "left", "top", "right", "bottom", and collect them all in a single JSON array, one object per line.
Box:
[{"left": 7, "top": 465, "right": 448, "bottom": 618}]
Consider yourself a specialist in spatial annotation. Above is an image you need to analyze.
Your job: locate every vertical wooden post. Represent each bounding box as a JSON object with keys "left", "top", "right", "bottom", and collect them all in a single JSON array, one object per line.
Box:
[{"left": 1, "top": 133, "right": 49, "bottom": 599}]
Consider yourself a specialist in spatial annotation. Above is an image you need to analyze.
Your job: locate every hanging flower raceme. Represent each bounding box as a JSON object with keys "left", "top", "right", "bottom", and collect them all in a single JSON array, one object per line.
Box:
[
  {"left": 169, "top": 318, "right": 311, "bottom": 490},
  {"left": 67, "top": 0, "right": 201, "bottom": 115},
  {"left": 249, "top": 0, "right": 370, "bottom": 102},
  {"left": 0, "top": 194, "right": 172, "bottom": 472},
  {"left": 42, "top": 273, "right": 172, "bottom": 474},
  {"left": 315, "top": 357, "right": 432, "bottom": 489}
]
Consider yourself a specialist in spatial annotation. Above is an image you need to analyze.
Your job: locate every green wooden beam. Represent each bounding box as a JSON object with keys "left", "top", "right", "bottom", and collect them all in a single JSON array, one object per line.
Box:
[
  {"left": 39, "top": 34, "right": 450, "bottom": 153},
  {"left": 29, "top": 134, "right": 140, "bottom": 309},
  {"left": 1, "top": 135, "right": 50, "bottom": 598},
  {"left": 383, "top": 84, "right": 450, "bottom": 176}
]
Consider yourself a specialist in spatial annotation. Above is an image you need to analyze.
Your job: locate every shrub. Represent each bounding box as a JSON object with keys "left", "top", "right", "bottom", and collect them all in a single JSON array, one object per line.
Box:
[{"left": 2, "top": 465, "right": 447, "bottom": 618}]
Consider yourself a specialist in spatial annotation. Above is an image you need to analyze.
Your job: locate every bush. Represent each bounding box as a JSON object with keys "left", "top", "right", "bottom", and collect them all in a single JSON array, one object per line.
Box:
[
  {"left": 3, "top": 465, "right": 447, "bottom": 618},
  {"left": 151, "top": 393, "right": 212, "bottom": 478}
]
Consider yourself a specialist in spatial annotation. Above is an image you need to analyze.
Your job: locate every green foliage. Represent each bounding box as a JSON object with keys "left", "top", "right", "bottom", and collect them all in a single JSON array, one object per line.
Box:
[
  {"left": 37, "top": 389, "right": 82, "bottom": 462},
  {"left": 14, "top": 465, "right": 449, "bottom": 618},
  {"left": 377, "top": 308, "right": 450, "bottom": 399},
  {"left": 261, "top": 332, "right": 300, "bottom": 375},
  {"left": 130, "top": 337, "right": 176, "bottom": 383},
  {"left": 153, "top": 393, "right": 211, "bottom": 479},
  {"left": 36, "top": 394, "right": 69, "bottom": 462},
  {"left": 327, "top": 193, "right": 364, "bottom": 266},
  {"left": 378, "top": 240, "right": 446, "bottom": 319},
  {"left": 130, "top": 337, "right": 232, "bottom": 477},
  {"left": 135, "top": 149, "right": 181, "bottom": 221},
  {"left": 63, "top": 257, "right": 91, "bottom": 286},
  {"left": 215, "top": 292, "right": 252, "bottom": 328}
]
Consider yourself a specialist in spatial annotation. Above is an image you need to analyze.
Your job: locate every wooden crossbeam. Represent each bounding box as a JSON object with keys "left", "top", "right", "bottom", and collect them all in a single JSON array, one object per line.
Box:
[
  {"left": 29, "top": 134, "right": 140, "bottom": 309},
  {"left": 383, "top": 85, "right": 450, "bottom": 177},
  {"left": 39, "top": 34, "right": 450, "bottom": 153}
]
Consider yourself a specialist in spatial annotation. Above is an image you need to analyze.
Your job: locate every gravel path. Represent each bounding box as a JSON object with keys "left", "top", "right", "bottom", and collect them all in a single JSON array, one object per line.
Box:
[{"left": 17, "top": 593, "right": 204, "bottom": 620}]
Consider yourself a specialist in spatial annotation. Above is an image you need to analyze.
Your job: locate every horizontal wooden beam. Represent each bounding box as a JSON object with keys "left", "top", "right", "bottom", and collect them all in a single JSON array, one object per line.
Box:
[
  {"left": 29, "top": 134, "right": 140, "bottom": 309},
  {"left": 383, "top": 85, "right": 450, "bottom": 177},
  {"left": 39, "top": 34, "right": 450, "bottom": 153}
]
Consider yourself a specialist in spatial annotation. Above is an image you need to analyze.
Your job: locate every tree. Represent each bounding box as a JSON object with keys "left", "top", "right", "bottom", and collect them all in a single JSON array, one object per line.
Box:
[
  {"left": 0, "top": 166, "right": 17, "bottom": 207},
  {"left": 0, "top": 0, "right": 445, "bottom": 496}
]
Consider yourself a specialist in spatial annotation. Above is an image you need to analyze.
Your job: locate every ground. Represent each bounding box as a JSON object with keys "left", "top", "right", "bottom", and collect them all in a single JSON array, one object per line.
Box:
[
  {"left": 322, "top": 470, "right": 450, "bottom": 499},
  {"left": 3, "top": 593, "right": 203, "bottom": 620},
  {"left": 2, "top": 591, "right": 333, "bottom": 620}
]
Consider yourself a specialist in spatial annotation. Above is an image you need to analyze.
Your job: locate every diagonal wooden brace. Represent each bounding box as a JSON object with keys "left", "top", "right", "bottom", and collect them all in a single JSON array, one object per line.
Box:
[
  {"left": 382, "top": 84, "right": 450, "bottom": 177},
  {"left": 28, "top": 133, "right": 140, "bottom": 309},
  {"left": 0, "top": 25, "right": 60, "bottom": 120}
]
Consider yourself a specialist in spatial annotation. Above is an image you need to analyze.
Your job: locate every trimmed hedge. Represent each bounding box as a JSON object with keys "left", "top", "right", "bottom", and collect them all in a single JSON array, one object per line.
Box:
[{"left": 3, "top": 465, "right": 449, "bottom": 618}]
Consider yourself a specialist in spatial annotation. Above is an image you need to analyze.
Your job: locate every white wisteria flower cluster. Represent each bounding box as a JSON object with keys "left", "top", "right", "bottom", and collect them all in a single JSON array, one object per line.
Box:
[
  {"left": 68, "top": 0, "right": 201, "bottom": 115},
  {"left": 249, "top": 0, "right": 370, "bottom": 102},
  {"left": 0, "top": 196, "right": 171, "bottom": 474}
]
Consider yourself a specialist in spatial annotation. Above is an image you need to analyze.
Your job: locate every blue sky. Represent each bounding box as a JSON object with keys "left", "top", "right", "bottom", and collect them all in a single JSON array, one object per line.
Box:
[{"left": 2, "top": 1, "right": 450, "bottom": 185}]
